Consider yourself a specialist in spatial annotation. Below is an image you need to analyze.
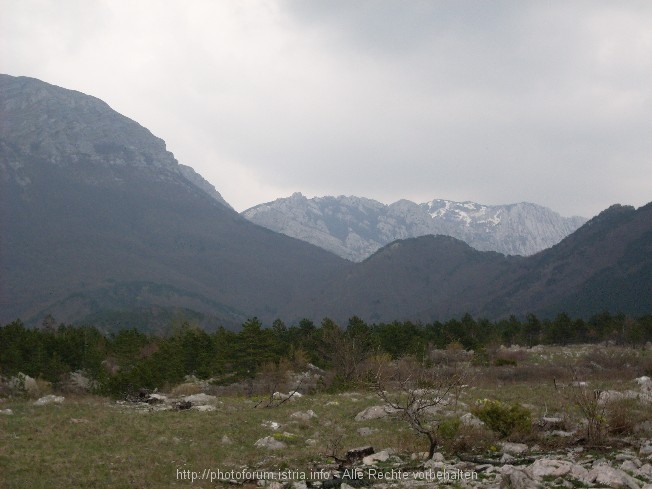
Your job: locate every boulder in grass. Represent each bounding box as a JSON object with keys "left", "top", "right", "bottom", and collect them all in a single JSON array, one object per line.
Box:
[
  {"left": 587, "top": 464, "right": 641, "bottom": 489},
  {"left": 192, "top": 404, "right": 216, "bottom": 412},
  {"left": 254, "top": 436, "right": 286, "bottom": 450},
  {"left": 8, "top": 373, "right": 38, "bottom": 396},
  {"left": 362, "top": 450, "right": 391, "bottom": 465},
  {"left": 290, "top": 410, "right": 317, "bottom": 421},
  {"left": 182, "top": 393, "right": 218, "bottom": 405},
  {"left": 354, "top": 405, "right": 396, "bottom": 421},
  {"left": 500, "top": 442, "right": 529, "bottom": 456},
  {"left": 34, "top": 395, "right": 64, "bottom": 406}
]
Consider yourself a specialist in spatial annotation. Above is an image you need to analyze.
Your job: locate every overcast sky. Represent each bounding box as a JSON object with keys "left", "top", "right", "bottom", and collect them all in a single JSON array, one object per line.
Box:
[{"left": 2, "top": 1, "right": 651, "bottom": 217}]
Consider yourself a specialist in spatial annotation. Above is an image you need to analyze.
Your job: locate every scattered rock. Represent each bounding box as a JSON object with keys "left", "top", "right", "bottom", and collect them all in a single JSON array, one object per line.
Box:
[
  {"left": 599, "top": 390, "right": 639, "bottom": 404},
  {"left": 354, "top": 405, "right": 395, "bottom": 421},
  {"left": 431, "top": 452, "right": 446, "bottom": 462},
  {"left": 460, "top": 412, "right": 485, "bottom": 428},
  {"left": 539, "top": 416, "right": 565, "bottom": 429},
  {"left": 549, "top": 430, "right": 575, "bottom": 438},
  {"left": 148, "top": 393, "right": 168, "bottom": 403},
  {"left": 272, "top": 391, "right": 302, "bottom": 401},
  {"left": 501, "top": 453, "right": 516, "bottom": 463},
  {"left": 526, "top": 459, "right": 574, "bottom": 479},
  {"left": 8, "top": 373, "right": 38, "bottom": 396},
  {"left": 290, "top": 410, "right": 316, "bottom": 421},
  {"left": 357, "top": 427, "right": 376, "bottom": 436},
  {"left": 191, "top": 404, "right": 216, "bottom": 412},
  {"left": 641, "top": 441, "right": 652, "bottom": 457},
  {"left": 500, "top": 465, "right": 541, "bottom": 489},
  {"left": 0, "top": 408, "right": 13, "bottom": 415},
  {"left": 33, "top": 395, "right": 64, "bottom": 406},
  {"left": 620, "top": 460, "right": 639, "bottom": 472},
  {"left": 500, "top": 442, "right": 529, "bottom": 456},
  {"left": 262, "top": 420, "right": 281, "bottom": 430},
  {"left": 69, "top": 418, "right": 89, "bottom": 424},
  {"left": 221, "top": 435, "right": 233, "bottom": 444},
  {"left": 588, "top": 464, "right": 641, "bottom": 489},
  {"left": 254, "top": 436, "right": 286, "bottom": 450},
  {"left": 639, "top": 463, "right": 652, "bottom": 477},
  {"left": 345, "top": 446, "right": 374, "bottom": 463},
  {"left": 423, "top": 458, "right": 445, "bottom": 470},
  {"left": 183, "top": 393, "right": 219, "bottom": 405},
  {"left": 362, "top": 450, "right": 390, "bottom": 465},
  {"left": 173, "top": 400, "right": 192, "bottom": 411}
]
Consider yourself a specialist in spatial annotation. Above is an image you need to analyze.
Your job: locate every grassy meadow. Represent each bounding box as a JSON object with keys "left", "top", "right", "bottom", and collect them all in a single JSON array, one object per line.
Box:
[{"left": 1, "top": 344, "right": 651, "bottom": 488}]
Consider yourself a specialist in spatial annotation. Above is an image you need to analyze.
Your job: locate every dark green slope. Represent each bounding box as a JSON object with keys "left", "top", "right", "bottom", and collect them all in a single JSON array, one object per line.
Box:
[
  {"left": 0, "top": 74, "right": 349, "bottom": 328},
  {"left": 289, "top": 204, "right": 652, "bottom": 323}
]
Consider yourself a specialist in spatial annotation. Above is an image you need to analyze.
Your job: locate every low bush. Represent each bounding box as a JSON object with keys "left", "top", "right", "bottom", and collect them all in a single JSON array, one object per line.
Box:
[
  {"left": 471, "top": 399, "right": 532, "bottom": 438},
  {"left": 437, "top": 417, "right": 495, "bottom": 454},
  {"left": 494, "top": 357, "right": 518, "bottom": 367}
]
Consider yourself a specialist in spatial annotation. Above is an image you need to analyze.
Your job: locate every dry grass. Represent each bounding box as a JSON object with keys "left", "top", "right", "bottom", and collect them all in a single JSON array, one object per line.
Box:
[
  {"left": 1, "top": 344, "right": 650, "bottom": 487},
  {"left": 169, "top": 382, "right": 203, "bottom": 397}
]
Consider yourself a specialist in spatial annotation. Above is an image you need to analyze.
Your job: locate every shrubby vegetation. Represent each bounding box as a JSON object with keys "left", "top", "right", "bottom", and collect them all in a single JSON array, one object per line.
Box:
[
  {"left": 471, "top": 399, "right": 532, "bottom": 438},
  {"left": 1, "top": 312, "right": 651, "bottom": 398}
]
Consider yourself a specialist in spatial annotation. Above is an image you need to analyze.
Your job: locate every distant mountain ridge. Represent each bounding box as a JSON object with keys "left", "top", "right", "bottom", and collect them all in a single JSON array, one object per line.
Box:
[
  {"left": 1, "top": 74, "right": 649, "bottom": 329},
  {"left": 242, "top": 193, "right": 587, "bottom": 261}
]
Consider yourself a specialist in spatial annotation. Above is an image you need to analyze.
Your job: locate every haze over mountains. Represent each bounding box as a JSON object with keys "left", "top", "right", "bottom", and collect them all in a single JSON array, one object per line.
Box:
[
  {"left": 243, "top": 193, "right": 586, "bottom": 261},
  {"left": 1, "top": 74, "right": 651, "bottom": 330}
]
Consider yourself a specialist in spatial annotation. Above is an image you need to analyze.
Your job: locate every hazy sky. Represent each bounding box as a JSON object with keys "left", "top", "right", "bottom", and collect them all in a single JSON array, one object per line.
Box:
[{"left": 2, "top": 1, "right": 651, "bottom": 217}]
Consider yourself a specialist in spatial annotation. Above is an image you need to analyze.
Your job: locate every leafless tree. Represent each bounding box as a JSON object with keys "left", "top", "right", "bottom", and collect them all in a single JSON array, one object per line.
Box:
[{"left": 372, "top": 357, "right": 466, "bottom": 460}]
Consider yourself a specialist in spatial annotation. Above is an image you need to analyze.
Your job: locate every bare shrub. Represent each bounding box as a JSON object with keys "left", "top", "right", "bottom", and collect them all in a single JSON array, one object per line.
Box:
[
  {"left": 496, "top": 348, "right": 530, "bottom": 364},
  {"left": 428, "top": 343, "right": 472, "bottom": 366},
  {"left": 256, "top": 359, "right": 292, "bottom": 397},
  {"left": 637, "top": 353, "right": 652, "bottom": 377},
  {"left": 606, "top": 399, "right": 637, "bottom": 435},
  {"left": 170, "top": 382, "right": 203, "bottom": 397},
  {"left": 476, "top": 365, "right": 568, "bottom": 387},
  {"left": 580, "top": 347, "right": 641, "bottom": 380},
  {"left": 372, "top": 357, "right": 466, "bottom": 459},
  {"left": 563, "top": 383, "right": 606, "bottom": 445}
]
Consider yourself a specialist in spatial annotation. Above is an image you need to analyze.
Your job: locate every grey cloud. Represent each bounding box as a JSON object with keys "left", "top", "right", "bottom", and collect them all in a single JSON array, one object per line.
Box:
[{"left": 1, "top": 0, "right": 651, "bottom": 217}]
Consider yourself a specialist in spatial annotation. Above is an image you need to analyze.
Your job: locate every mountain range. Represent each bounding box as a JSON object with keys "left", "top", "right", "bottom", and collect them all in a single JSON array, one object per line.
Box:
[
  {"left": 1, "top": 74, "right": 650, "bottom": 330},
  {"left": 243, "top": 193, "right": 587, "bottom": 261},
  {"left": 0, "top": 74, "right": 347, "bottom": 330}
]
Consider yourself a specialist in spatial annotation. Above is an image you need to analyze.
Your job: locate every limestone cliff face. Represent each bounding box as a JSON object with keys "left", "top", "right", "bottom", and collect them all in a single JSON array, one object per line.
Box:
[
  {"left": 243, "top": 193, "right": 587, "bottom": 261},
  {"left": 0, "top": 74, "right": 230, "bottom": 208},
  {"left": 1, "top": 75, "right": 178, "bottom": 171}
]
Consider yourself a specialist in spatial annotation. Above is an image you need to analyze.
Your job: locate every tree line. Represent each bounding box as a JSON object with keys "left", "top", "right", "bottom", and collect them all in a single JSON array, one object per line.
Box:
[{"left": 1, "top": 312, "right": 651, "bottom": 397}]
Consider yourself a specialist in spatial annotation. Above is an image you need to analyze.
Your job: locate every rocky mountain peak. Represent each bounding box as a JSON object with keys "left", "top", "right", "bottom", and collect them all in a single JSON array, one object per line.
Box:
[
  {"left": 243, "top": 194, "right": 588, "bottom": 261},
  {"left": 0, "top": 74, "right": 232, "bottom": 208},
  {"left": 0, "top": 75, "right": 178, "bottom": 172}
]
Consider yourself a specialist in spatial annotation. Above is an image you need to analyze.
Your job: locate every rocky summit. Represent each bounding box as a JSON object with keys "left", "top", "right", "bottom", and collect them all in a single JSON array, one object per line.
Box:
[{"left": 242, "top": 193, "right": 587, "bottom": 261}]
